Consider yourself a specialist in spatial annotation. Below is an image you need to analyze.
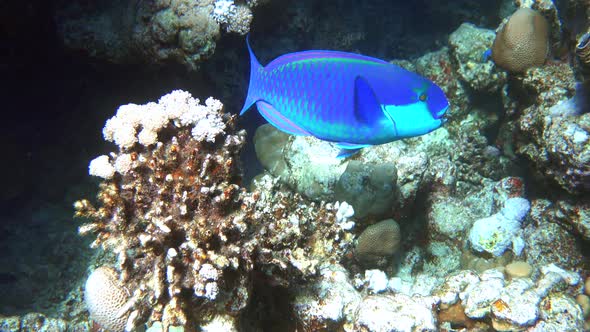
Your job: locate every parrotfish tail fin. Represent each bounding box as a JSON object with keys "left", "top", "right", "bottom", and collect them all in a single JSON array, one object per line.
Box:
[{"left": 240, "top": 35, "right": 263, "bottom": 116}]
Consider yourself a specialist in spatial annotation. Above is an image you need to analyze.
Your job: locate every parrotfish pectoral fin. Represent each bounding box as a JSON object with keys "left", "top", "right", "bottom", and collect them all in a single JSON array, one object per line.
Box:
[
  {"left": 240, "top": 35, "right": 264, "bottom": 115},
  {"left": 354, "top": 76, "right": 387, "bottom": 126},
  {"left": 256, "top": 101, "right": 311, "bottom": 136},
  {"left": 335, "top": 142, "right": 372, "bottom": 159}
]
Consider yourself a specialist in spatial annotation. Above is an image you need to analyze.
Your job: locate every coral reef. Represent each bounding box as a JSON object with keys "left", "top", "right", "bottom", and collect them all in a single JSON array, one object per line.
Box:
[
  {"left": 74, "top": 91, "right": 354, "bottom": 330},
  {"left": 12, "top": 1, "right": 590, "bottom": 330},
  {"left": 491, "top": 8, "right": 549, "bottom": 73},
  {"left": 242, "top": 12, "right": 590, "bottom": 328},
  {"left": 55, "top": 0, "right": 262, "bottom": 69}
]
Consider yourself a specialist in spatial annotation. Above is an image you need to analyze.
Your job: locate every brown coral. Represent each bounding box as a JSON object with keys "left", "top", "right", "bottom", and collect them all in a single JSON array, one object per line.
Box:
[
  {"left": 492, "top": 8, "right": 549, "bottom": 73},
  {"left": 355, "top": 218, "right": 401, "bottom": 266}
]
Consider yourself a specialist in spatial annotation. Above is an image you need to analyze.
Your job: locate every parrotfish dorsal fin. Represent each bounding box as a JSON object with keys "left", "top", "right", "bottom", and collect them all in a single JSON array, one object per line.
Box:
[
  {"left": 266, "top": 50, "right": 390, "bottom": 71},
  {"left": 354, "top": 76, "right": 387, "bottom": 125}
]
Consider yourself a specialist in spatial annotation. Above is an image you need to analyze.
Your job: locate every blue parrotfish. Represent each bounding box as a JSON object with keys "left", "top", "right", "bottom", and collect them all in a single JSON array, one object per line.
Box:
[{"left": 240, "top": 37, "right": 450, "bottom": 157}]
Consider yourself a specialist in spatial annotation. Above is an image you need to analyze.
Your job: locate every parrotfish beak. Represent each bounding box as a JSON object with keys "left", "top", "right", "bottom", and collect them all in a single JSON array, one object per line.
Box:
[
  {"left": 435, "top": 105, "right": 448, "bottom": 120},
  {"left": 441, "top": 106, "right": 450, "bottom": 122},
  {"left": 425, "top": 84, "right": 450, "bottom": 121}
]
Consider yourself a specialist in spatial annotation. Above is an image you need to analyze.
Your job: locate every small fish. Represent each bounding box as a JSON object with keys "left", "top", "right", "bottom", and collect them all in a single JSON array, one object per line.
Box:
[
  {"left": 240, "top": 37, "right": 449, "bottom": 157},
  {"left": 482, "top": 49, "right": 492, "bottom": 62}
]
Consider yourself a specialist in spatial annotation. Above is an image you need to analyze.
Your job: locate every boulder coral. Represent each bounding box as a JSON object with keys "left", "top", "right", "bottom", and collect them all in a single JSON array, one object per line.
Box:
[
  {"left": 491, "top": 8, "right": 549, "bottom": 73},
  {"left": 84, "top": 267, "right": 130, "bottom": 332},
  {"left": 355, "top": 219, "right": 401, "bottom": 266}
]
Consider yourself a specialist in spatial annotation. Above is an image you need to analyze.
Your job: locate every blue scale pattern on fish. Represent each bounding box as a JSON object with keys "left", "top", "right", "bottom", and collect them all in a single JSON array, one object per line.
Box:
[{"left": 240, "top": 37, "right": 450, "bottom": 157}]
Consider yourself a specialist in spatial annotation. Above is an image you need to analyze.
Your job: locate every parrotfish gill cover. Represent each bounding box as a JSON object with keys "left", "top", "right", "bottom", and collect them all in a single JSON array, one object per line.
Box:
[{"left": 240, "top": 36, "right": 450, "bottom": 157}]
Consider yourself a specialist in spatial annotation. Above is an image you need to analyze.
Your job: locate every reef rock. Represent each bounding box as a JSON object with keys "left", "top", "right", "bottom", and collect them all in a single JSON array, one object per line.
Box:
[
  {"left": 335, "top": 161, "right": 398, "bottom": 219},
  {"left": 253, "top": 123, "right": 451, "bottom": 217},
  {"left": 56, "top": 0, "right": 261, "bottom": 69},
  {"left": 515, "top": 64, "right": 589, "bottom": 194},
  {"left": 448, "top": 23, "right": 507, "bottom": 92}
]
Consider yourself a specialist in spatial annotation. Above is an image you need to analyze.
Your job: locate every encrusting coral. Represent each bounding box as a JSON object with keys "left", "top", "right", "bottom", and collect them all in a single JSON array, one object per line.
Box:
[{"left": 74, "top": 90, "right": 354, "bottom": 331}]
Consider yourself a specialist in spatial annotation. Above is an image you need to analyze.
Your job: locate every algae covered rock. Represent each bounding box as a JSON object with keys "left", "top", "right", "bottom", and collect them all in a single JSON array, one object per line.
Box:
[
  {"left": 448, "top": 23, "right": 507, "bottom": 92},
  {"left": 353, "top": 294, "right": 437, "bottom": 332},
  {"left": 334, "top": 161, "right": 398, "bottom": 219},
  {"left": 56, "top": 0, "right": 261, "bottom": 69},
  {"left": 253, "top": 123, "right": 450, "bottom": 214},
  {"left": 515, "top": 64, "right": 589, "bottom": 194}
]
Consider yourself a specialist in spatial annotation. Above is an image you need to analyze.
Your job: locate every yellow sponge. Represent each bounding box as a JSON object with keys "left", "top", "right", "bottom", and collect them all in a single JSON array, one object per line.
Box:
[
  {"left": 84, "top": 267, "right": 129, "bottom": 332},
  {"left": 492, "top": 8, "right": 549, "bottom": 73}
]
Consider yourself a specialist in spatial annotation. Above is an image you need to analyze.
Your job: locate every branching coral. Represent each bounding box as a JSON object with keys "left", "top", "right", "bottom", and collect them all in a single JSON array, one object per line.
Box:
[{"left": 74, "top": 90, "right": 354, "bottom": 331}]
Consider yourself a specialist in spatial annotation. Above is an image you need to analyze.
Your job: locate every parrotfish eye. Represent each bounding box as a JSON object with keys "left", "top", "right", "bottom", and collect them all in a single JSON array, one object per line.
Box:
[{"left": 419, "top": 93, "right": 428, "bottom": 102}]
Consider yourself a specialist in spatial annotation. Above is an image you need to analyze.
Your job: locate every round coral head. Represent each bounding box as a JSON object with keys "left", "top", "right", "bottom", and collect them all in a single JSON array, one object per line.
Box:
[{"left": 491, "top": 8, "right": 549, "bottom": 73}]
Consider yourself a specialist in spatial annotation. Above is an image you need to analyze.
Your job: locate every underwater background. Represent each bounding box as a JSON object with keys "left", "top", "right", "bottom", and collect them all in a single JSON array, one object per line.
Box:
[{"left": 2, "top": 0, "right": 590, "bottom": 331}]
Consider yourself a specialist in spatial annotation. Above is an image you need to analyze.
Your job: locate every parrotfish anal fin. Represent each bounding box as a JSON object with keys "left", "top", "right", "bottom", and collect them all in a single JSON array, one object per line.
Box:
[
  {"left": 335, "top": 142, "right": 372, "bottom": 149},
  {"left": 354, "top": 76, "right": 387, "bottom": 126},
  {"left": 335, "top": 142, "right": 371, "bottom": 159},
  {"left": 336, "top": 148, "right": 361, "bottom": 159},
  {"left": 256, "top": 101, "right": 311, "bottom": 136}
]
